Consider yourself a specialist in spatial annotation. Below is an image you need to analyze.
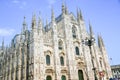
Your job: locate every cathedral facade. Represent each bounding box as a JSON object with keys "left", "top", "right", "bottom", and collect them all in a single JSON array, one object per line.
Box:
[{"left": 0, "top": 4, "right": 112, "bottom": 80}]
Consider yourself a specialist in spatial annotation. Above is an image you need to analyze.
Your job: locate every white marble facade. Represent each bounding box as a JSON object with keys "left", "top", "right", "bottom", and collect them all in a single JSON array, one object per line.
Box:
[{"left": 0, "top": 3, "right": 112, "bottom": 80}]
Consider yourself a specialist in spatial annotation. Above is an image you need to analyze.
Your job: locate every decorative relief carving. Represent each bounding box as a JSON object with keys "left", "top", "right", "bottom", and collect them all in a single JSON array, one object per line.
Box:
[{"left": 45, "top": 68, "right": 54, "bottom": 73}]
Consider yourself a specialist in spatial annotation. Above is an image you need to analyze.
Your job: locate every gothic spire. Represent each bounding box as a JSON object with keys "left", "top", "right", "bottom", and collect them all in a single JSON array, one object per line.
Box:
[
  {"left": 89, "top": 21, "right": 94, "bottom": 38},
  {"left": 20, "top": 29, "right": 23, "bottom": 42},
  {"left": 62, "top": 2, "right": 65, "bottom": 15},
  {"left": 98, "top": 35, "right": 101, "bottom": 48},
  {"left": 65, "top": 3, "right": 68, "bottom": 15},
  {"left": 79, "top": 9, "right": 83, "bottom": 20},
  {"left": 100, "top": 35, "right": 105, "bottom": 47},
  {"left": 51, "top": 8, "right": 55, "bottom": 22},
  {"left": 2, "top": 38, "right": 4, "bottom": 50},
  {"left": 23, "top": 16, "right": 27, "bottom": 32},
  {"left": 98, "top": 34, "right": 105, "bottom": 48},
  {"left": 77, "top": 7, "right": 80, "bottom": 22},
  {"left": 38, "top": 12, "right": 43, "bottom": 30},
  {"left": 45, "top": 19, "right": 48, "bottom": 31},
  {"left": 32, "top": 13, "right": 36, "bottom": 29}
]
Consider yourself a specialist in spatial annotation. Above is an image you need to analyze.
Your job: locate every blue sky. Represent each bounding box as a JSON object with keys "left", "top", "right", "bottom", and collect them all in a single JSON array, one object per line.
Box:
[{"left": 0, "top": 0, "right": 120, "bottom": 65}]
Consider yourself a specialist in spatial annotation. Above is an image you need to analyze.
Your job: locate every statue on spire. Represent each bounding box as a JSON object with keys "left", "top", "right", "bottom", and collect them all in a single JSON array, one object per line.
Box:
[
  {"left": 62, "top": 2, "right": 65, "bottom": 15},
  {"left": 23, "top": 16, "right": 27, "bottom": 32}
]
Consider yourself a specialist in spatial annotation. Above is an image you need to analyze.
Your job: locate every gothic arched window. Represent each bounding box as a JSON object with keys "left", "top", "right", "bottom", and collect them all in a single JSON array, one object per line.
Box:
[
  {"left": 75, "top": 47, "right": 80, "bottom": 55},
  {"left": 46, "top": 55, "right": 50, "bottom": 65},
  {"left": 58, "top": 40, "right": 63, "bottom": 50},
  {"left": 72, "top": 26, "right": 77, "bottom": 38},
  {"left": 78, "top": 70, "right": 84, "bottom": 80},
  {"left": 60, "top": 56, "right": 64, "bottom": 66},
  {"left": 61, "top": 75, "right": 66, "bottom": 80},
  {"left": 100, "top": 60, "right": 102, "bottom": 67},
  {"left": 46, "top": 75, "right": 52, "bottom": 80}
]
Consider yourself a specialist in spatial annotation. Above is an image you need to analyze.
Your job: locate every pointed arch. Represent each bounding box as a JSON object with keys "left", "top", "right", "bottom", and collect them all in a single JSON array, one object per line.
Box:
[
  {"left": 60, "top": 56, "right": 64, "bottom": 66},
  {"left": 46, "top": 55, "right": 50, "bottom": 65},
  {"left": 72, "top": 26, "right": 77, "bottom": 38},
  {"left": 75, "top": 46, "right": 80, "bottom": 55}
]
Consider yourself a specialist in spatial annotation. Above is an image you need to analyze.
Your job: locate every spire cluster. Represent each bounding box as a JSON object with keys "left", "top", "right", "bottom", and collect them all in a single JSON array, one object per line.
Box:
[
  {"left": 62, "top": 2, "right": 69, "bottom": 15},
  {"left": 77, "top": 8, "right": 83, "bottom": 22}
]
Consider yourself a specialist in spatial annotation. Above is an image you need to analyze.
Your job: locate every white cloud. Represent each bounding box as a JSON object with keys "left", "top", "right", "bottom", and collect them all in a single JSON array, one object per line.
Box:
[
  {"left": 0, "top": 28, "right": 15, "bottom": 36},
  {"left": 12, "top": 0, "right": 20, "bottom": 4},
  {"left": 22, "top": 1, "right": 27, "bottom": 6},
  {"left": 12, "top": 0, "right": 27, "bottom": 9},
  {"left": 19, "top": 1, "right": 27, "bottom": 9},
  {"left": 48, "top": 0, "right": 56, "bottom": 5},
  {"left": 47, "top": 0, "right": 56, "bottom": 8}
]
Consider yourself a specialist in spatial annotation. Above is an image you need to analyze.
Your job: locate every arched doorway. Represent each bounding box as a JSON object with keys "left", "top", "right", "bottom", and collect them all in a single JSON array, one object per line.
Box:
[
  {"left": 78, "top": 70, "right": 84, "bottom": 80},
  {"left": 61, "top": 75, "right": 66, "bottom": 80},
  {"left": 46, "top": 75, "right": 52, "bottom": 80}
]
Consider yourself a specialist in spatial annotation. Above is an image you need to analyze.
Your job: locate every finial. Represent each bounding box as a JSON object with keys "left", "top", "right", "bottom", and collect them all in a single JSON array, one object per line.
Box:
[
  {"left": 23, "top": 16, "right": 26, "bottom": 25},
  {"left": 23, "top": 16, "right": 27, "bottom": 32},
  {"left": 62, "top": 2, "right": 65, "bottom": 15},
  {"left": 65, "top": 3, "right": 68, "bottom": 14}
]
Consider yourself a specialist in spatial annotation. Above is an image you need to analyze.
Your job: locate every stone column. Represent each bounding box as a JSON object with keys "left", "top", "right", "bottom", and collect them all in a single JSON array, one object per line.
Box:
[
  {"left": 13, "top": 61, "right": 16, "bottom": 80},
  {"left": 24, "top": 47, "right": 27, "bottom": 80},
  {"left": 18, "top": 48, "right": 22, "bottom": 80}
]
